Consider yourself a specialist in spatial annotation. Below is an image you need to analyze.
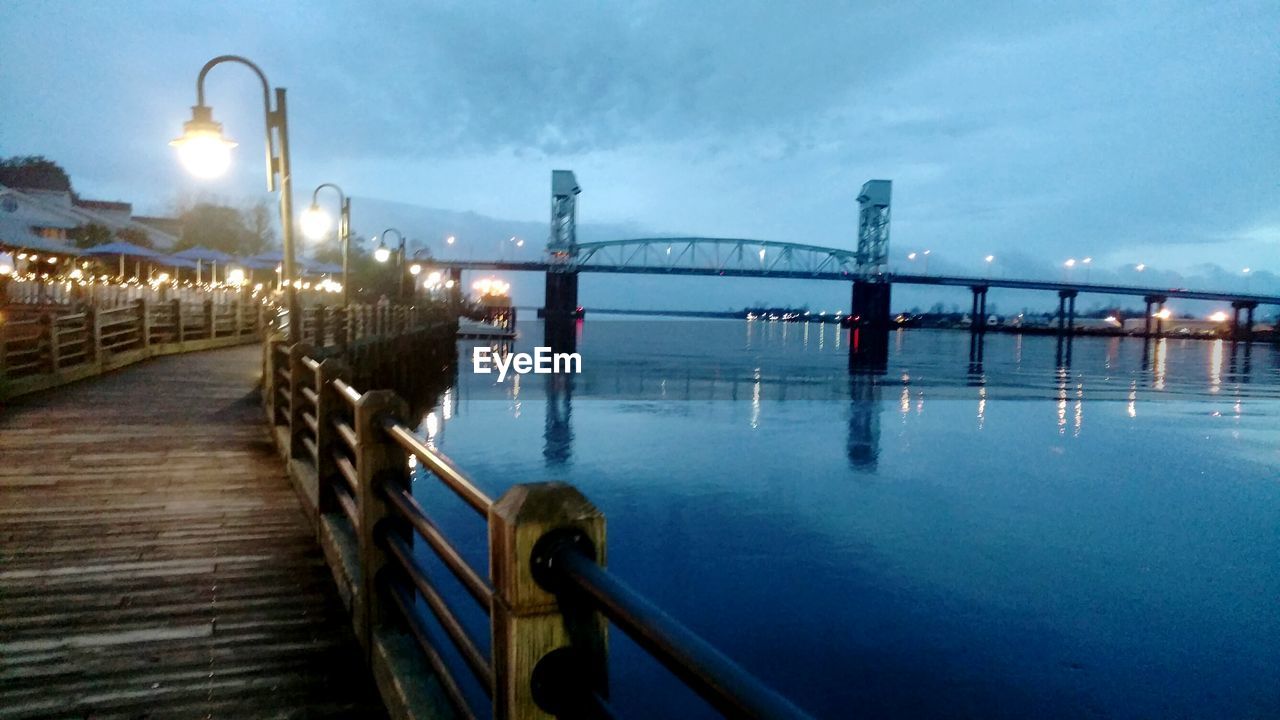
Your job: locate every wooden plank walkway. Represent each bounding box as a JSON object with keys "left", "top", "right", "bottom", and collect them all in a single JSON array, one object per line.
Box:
[{"left": 0, "top": 345, "right": 386, "bottom": 719}]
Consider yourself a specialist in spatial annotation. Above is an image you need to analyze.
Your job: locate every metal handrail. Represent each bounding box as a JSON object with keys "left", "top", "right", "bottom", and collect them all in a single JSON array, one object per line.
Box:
[
  {"left": 387, "top": 581, "right": 479, "bottom": 720},
  {"left": 548, "top": 547, "right": 815, "bottom": 720},
  {"left": 383, "top": 531, "right": 494, "bottom": 693},
  {"left": 381, "top": 419, "right": 493, "bottom": 516},
  {"left": 382, "top": 484, "right": 492, "bottom": 610}
]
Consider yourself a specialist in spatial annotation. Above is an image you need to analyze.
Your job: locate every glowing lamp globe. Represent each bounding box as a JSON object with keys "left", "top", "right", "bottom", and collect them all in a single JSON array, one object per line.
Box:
[
  {"left": 299, "top": 205, "right": 332, "bottom": 240},
  {"left": 409, "top": 263, "right": 422, "bottom": 276},
  {"left": 170, "top": 106, "right": 237, "bottom": 179},
  {"left": 226, "top": 268, "right": 246, "bottom": 286},
  {"left": 374, "top": 245, "right": 392, "bottom": 263}
]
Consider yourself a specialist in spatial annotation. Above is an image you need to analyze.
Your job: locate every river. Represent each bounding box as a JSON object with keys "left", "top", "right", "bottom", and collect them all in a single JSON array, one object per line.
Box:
[{"left": 406, "top": 319, "right": 1279, "bottom": 719}]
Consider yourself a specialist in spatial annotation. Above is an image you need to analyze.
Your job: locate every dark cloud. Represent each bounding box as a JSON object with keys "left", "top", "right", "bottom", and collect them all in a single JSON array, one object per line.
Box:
[{"left": 1, "top": 0, "right": 1276, "bottom": 303}]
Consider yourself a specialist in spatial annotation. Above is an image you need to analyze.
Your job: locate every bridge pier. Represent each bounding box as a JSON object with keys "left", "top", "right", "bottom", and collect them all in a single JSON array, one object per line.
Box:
[
  {"left": 1143, "top": 294, "right": 1167, "bottom": 339},
  {"left": 969, "top": 285, "right": 989, "bottom": 335},
  {"left": 1231, "top": 300, "right": 1258, "bottom": 343},
  {"left": 1057, "top": 289, "right": 1078, "bottom": 336},
  {"left": 544, "top": 271, "right": 580, "bottom": 354},
  {"left": 848, "top": 280, "right": 891, "bottom": 372},
  {"left": 447, "top": 267, "right": 462, "bottom": 309}
]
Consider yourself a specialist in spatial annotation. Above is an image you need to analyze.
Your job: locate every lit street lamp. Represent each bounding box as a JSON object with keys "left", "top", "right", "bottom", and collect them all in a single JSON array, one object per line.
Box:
[
  {"left": 984, "top": 254, "right": 995, "bottom": 278},
  {"left": 1242, "top": 267, "right": 1252, "bottom": 291},
  {"left": 172, "top": 55, "right": 300, "bottom": 341},
  {"left": 1082, "top": 256, "right": 1092, "bottom": 282},
  {"left": 300, "top": 183, "right": 351, "bottom": 307},
  {"left": 376, "top": 228, "right": 407, "bottom": 301}
]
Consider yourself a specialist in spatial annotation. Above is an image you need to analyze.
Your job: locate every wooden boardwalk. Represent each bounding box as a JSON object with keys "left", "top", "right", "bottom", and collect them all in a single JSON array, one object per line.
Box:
[{"left": 0, "top": 345, "right": 386, "bottom": 719}]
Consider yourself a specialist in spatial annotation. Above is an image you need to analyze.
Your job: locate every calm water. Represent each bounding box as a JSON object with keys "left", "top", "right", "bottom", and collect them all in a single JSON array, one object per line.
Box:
[{"left": 406, "top": 320, "right": 1280, "bottom": 719}]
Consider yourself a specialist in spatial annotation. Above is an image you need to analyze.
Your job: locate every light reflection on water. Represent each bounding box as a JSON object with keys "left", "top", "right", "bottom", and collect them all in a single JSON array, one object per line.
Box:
[{"left": 407, "top": 321, "right": 1280, "bottom": 719}]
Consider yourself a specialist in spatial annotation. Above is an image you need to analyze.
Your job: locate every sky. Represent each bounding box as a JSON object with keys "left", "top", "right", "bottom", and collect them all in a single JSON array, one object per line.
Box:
[{"left": 1, "top": 0, "right": 1277, "bottom": 312}]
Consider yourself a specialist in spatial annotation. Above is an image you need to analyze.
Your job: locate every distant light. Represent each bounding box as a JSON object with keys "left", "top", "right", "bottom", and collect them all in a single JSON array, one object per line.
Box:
[
  {"left": 1208, "top": 311, "right": 1229, "bottom": 322},
  {"left": 69, "top": 267, "right": 83, "bottom": 280},
  {"left": 907, "top": 252, "right": 917, "bottom": 260},
  {"left": 759, "top": 248, "right": 767, "bottom": 261},
  {"left": 446, "top": 235, "right": 456, "bottom": 245},
  {"left": 516, "top": 239, "right": 524, "bottom": 247},
  {"left": 1242, "top": 267, "right": 1251, "bottom": 274},
  {"left": 1135, "top": 263, "right": 1146, "bottom": 272},
  {"left": 156, "top": 272, "right": 170, "bottom": 282},
  {"left": 1104, "top": 315, "right": 1118, "bottom": 324},
  {"left": 0, "top": 264, "right": 11, "bottom": 275},
  {"left": 227, "top": 267, "right": 246, "bottom": 285},
  {"left": 299, "top": 204, "right": 332, "bottom": 240},
  {"left": 985, "top": 255, "right": 995, "bottom": 263},
  {"left": 409, "top": 263, "right": 422, "bottom": 276},
  {"left": 1082, "top": 257, "right": 1092, "bottom": 264},
  {"left": 1064, "top": 258, "right": 1076, "bottom": 268},
  {"left": 1154, "top": 308, "right": 1172, "bottom": 320},
  {"left": 444, "top": 279, "right": 455, "bottom": 289}
]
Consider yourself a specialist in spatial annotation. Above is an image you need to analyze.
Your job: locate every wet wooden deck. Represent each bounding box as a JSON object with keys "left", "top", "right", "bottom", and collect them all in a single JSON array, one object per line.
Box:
[{"left": 0, "top": 345, "right": 385, "bottom": 719}]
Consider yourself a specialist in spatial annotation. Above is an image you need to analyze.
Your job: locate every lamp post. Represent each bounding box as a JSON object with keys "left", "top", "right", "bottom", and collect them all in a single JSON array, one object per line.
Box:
[
  {"left": 171, "top": 54, "right": 299, "bottom": 342},
  {"left": 984, "top": 254, "right": 995, "bottom": 278},
  {"left": 300, "top": 183, "right": 351, "bottom": 307},
  {"left": 376, "top": 228, "right": 407, "bottom": 301}
]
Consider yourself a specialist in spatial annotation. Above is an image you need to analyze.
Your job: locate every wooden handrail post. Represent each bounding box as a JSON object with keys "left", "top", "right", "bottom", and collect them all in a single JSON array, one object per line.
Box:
[
  {"left": 203, "top": 300, "right": 215, "bottom": 339},
  {"left": 172, "top": 299, "right": 184, "bottom": 344},
  {"left": 335, "top": 306, "right": 349, "bottom": 355},
  {"left": 44, "top": 312, "right": 59, "bottom": 374},
  {"left": 489, "top": 483, "right": 608, "bottom": 719},
  {"left": 234, "top": 296, "right": 244, "bottom": 337},
  {"left": 86, "top": 307, "right": 100, "bottom": 365},
  {"left": 136, "top": 298, "right": 150, "bottom": 350},
  {"left": 352, "top": 390, "right": 410, "bottom": 654},
  {"left": 315, "top": 358, "right": 351, "bottom": 517},
  {"left": 288, "top": 343, "right": 316, "bottom": 463},
  {"left": 314, "top": 305, "right": 327, "bottom": 348}
]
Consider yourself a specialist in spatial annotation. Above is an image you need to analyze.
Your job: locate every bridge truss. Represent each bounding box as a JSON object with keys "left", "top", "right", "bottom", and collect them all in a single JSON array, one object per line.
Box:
[{"left": 570, "top": 237, "right": 861, "bottom": 278}]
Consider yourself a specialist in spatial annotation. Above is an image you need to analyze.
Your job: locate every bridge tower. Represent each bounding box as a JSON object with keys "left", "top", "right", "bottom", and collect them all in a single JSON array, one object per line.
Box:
[
  {"left": 544, "top": 170, "right": 582, "bottom": 353},
  {"left": 849, "top": 180, "right": 893, "bottom": 372}
]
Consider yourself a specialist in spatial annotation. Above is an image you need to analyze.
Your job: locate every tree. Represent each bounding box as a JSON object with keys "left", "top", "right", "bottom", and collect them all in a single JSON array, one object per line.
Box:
[
  {"left": 116, "top": 227, "right": 153, "bottom": 249},
  {"left": 67, "top": 223, "right": 113, "bottom": 249},
  {"left": 0, "top": 156, "right": 72, "bottom": 192},
  {"left": 242, "top": 199, "right": 277, "bottom": 256},
  {"left": 179, "top": 203, "right": 257, "bottom": 255}
]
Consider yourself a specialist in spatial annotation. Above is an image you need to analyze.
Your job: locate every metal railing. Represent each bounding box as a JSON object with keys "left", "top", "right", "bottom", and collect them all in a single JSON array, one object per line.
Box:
[{"left": 264, "top": 339, "right": 816, "bottom": 720}]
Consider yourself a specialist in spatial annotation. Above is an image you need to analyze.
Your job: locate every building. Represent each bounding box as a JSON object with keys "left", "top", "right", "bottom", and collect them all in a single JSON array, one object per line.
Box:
[{"left": 0, "top": 184, "right": 179, "bottom": 256}]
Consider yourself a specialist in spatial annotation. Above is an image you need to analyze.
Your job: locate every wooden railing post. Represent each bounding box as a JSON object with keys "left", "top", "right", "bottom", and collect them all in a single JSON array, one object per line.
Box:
[
  {"left": 315, "top": 358, "right": 350, "bottom": 517},
  {"left": 171, "top": 299, "right": 184, "bottom": 344},
  {"left": 44, "top": 312, "right": 59, "bottom": 374},
  {"left": 136, "top": 299, "right": 150, "bottom": 350},
  {"left": 315, "top": 305, "right": 327, "bottom": 348},
  {"left": 334, "top": 306, "right": 349, "bottom": 354},
  {"left": 489, "top": 483, "right": 608, "bottom": 719},
  {"left": 234, "top": 296, "right": 244, "bottom": 337},
  {"left": 353, "top": 390, "right": 410, "bottom": 654},
  {"left": 86, "top": 307, "right": 100, "bottom": 365},
  {"left": 203, "top": 300, "right": 215, "bottom": 339},
  {"left": 288, "top": 343, "right": 316, "bottom": 463}
]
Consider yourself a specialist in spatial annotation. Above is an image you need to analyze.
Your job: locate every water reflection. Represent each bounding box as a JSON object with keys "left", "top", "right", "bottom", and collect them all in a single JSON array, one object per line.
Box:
[
  {"left": 847, "top": 376, "right": 881, "bottom": 469},
  {"left": 544, "top": 374, "right": 574, "bottom": 467}
]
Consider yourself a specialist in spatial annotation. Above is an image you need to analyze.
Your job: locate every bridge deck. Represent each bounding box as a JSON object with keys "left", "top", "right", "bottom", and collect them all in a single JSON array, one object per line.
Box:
[{"left": 0, "top": 345, "right": 385, "bottom": 719}]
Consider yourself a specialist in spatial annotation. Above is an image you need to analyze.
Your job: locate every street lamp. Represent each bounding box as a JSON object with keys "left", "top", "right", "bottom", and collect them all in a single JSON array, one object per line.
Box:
[
  {"left": 376, "top": 228, "right": 407, "bottom": 300},
  {"left": 301, "top": 183, "right": 351, "bottom": 307},
  {"left": 1243, "top": 267, "right": 1252, "bottom": 291},
  {"left": 1082, "top": 257, "right": 1092, "bottom": 282},
  {"left": 172, "top": 55, "right": 299, "bottom": 341},
  {"left": 984, "top": 254, "right": 995, "bottom": 278}
]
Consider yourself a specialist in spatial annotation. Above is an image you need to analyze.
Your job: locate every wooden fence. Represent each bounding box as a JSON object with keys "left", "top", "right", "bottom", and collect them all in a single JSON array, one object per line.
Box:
[
  {"left": 0, "top": 298, "right": 266, "bottom": 400},
  {"left": 263, "top": 337, "right": 815, "bottom": 720}
]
